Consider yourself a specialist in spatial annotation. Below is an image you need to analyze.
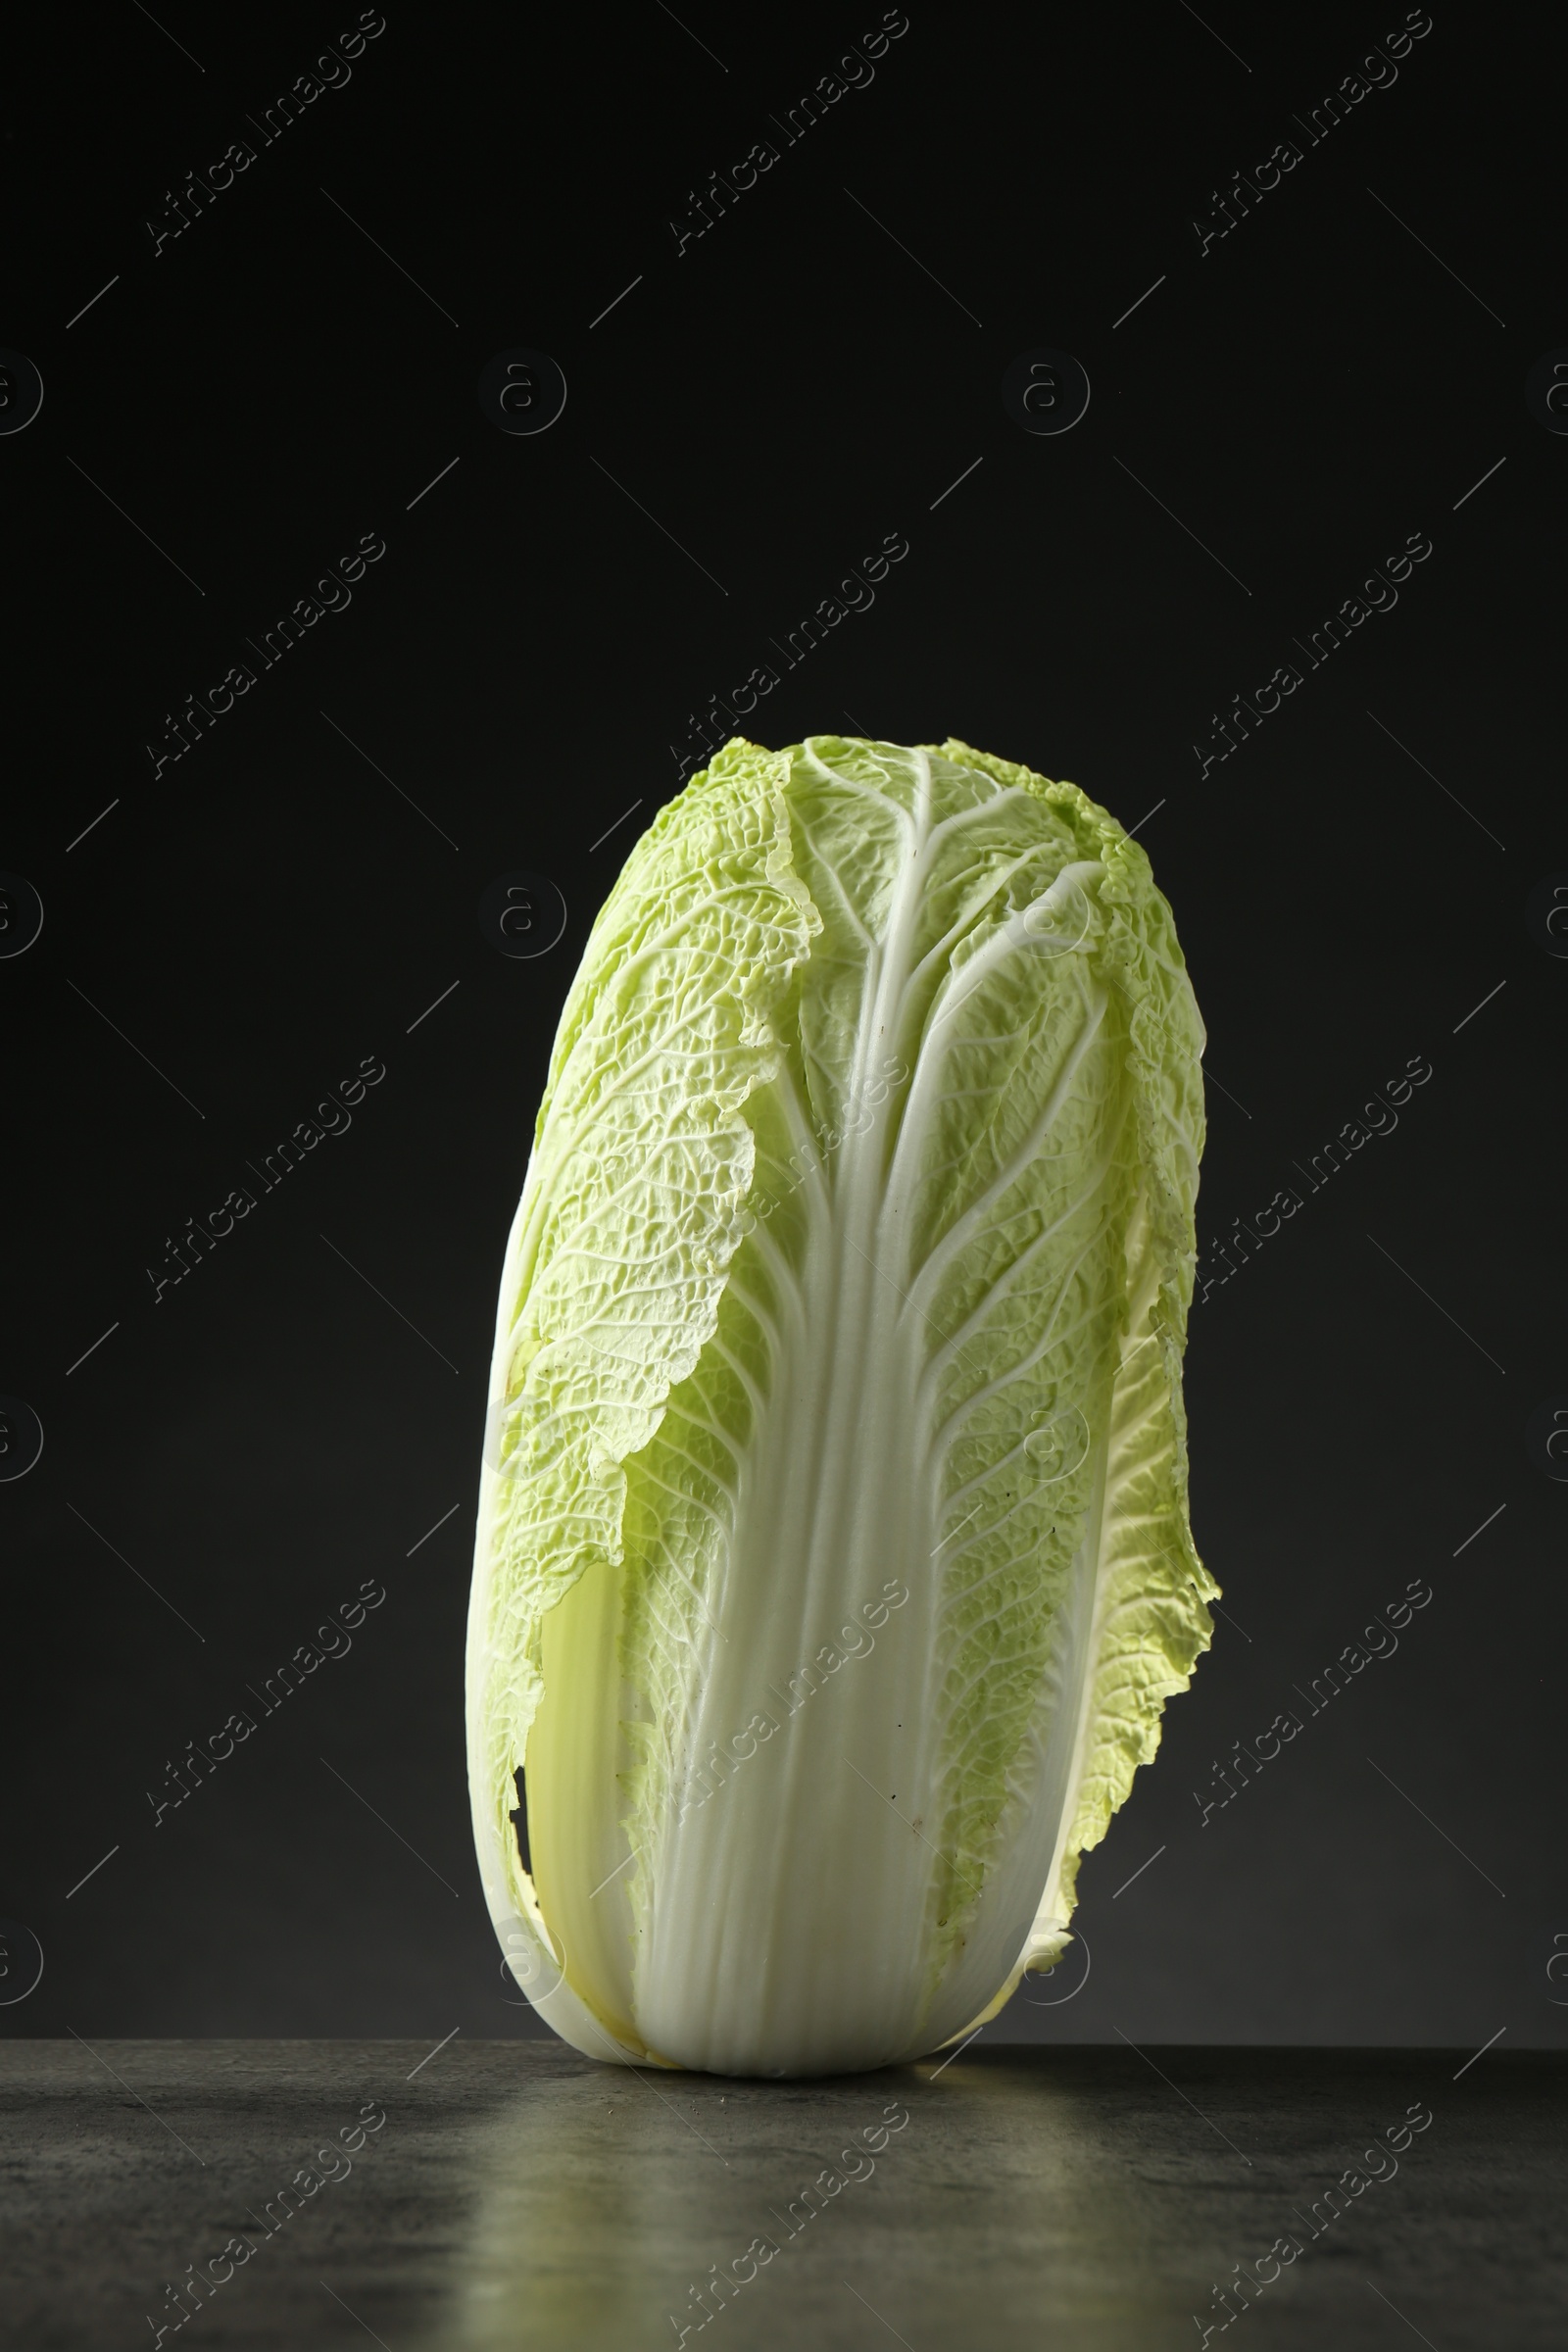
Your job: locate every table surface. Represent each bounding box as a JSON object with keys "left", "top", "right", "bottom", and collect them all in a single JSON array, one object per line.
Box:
[{"left": 4, "top": 2039, "right": 1562, "bottom": 2349}]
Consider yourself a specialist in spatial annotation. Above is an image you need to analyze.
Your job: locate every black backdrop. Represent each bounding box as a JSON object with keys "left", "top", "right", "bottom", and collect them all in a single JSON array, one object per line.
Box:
[{"left": 3, "top": 2, "right": 1564, "bottom": 2053}]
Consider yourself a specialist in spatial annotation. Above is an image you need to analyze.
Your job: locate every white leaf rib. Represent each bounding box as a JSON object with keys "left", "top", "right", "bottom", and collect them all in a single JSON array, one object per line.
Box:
[
  {"left": 638, "top": 1562, "right": 719, "bottom": 1652},
  {"left": 791, "top": 822, "right": 879, "bottom": 954},
  {"left": 894, "top": 842, "right": 1057, "bottom": 1021},
  {"left": 936, "top": 1603, "right": 1046, "bottom": 1720},
  {"left": 798, "top": 739, "right": 918, "bottom": 839},
  {"left": 769, "top": 1056, "right": 825, "bottom": 1164},
  {"left": 593, "top": 877, "right": 806, "bottom": 991},
  {"left": 923, "top": 1260, "right": 1109, "bottom": 1463},
  {"left": 918, "top": 783, "right": 1031, "bottom": 857},
  {"left": 646, "top": 1409, "right": 743, "bottom": 1490},
  {"left": 707, "top": 1335, "right": 769, "bottom": 1421},
  {"left": 736, "top": 1220, "right": 808, "bottom": 1328},
  {"left": 720, "top": 1278, "right": 784, "bottom": 1358},
  {"left": 636, "top": 1457, "right": 737, "bottom": 1542},
  {"left": 933, "top": 1508, "right": 1046, "bottom": 1583},
  {"left": 917, "top": 1175, "right": 1118, "bottom": 1397},
  {"left": 939, "top": 1411, "right": 1079, "bottom": 1514},
  {"left": 913, "top": 857, "right": 1102, "bottom": 1043},
  {"left": 900, "top": 994, "right": 1109, "bottom": 1309}
]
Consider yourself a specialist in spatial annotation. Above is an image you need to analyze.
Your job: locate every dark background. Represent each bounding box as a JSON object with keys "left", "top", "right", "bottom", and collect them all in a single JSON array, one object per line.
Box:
[{"left": 2, "top": 2, "right": 1563, "bottom": 2054}]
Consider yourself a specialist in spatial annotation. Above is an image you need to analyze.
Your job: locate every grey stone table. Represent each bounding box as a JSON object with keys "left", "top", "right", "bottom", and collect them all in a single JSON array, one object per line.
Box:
[{"left": 4, "top": 2039, "right": 1562, "bottom": 2348}]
